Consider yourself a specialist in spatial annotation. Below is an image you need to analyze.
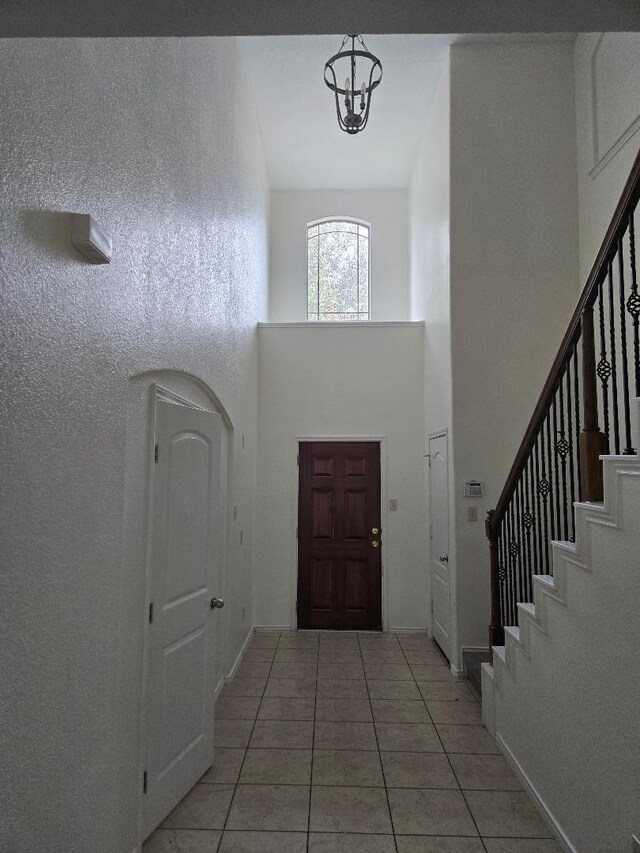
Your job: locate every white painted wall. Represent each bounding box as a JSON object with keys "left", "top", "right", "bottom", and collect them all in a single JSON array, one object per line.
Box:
[
  {"left": 409, "top": 61, "right": 453, "bottom": 651},
  {"left": 449, "top": 42, "right": 580, "bottom": 665},
  {"left": 269, "top": 189, "right": 410, "bottom": 322},
  {"left": 255, "top": 324, "right": 427, "bottom": 631},
  {"left": 575, "top": 33, "right": 640, "bottom": 284},
  {"left": 0, "top": 38, "right": 268, "bottom": 853}
]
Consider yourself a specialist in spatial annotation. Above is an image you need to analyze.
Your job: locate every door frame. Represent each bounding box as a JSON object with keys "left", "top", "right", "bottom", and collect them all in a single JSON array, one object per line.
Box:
[
  {"left": 427, "top": 428, "right": 459, "bottom": 671},
  {"left": 291, "top": 435, "right": 389, "bottom": 632}
]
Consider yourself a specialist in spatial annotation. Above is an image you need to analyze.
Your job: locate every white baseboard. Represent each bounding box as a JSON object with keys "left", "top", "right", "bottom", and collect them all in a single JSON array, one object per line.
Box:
[
  {"left": 216, "top": 625, "right": 254, "bottom": 695},
  {"left": 388, "top": 625, "right": 428, "bottom": 633},
  {"left": 496, "top": 733, "right": 577, "bottom": 853},
  {"left": 252, "top": 625, "right": 430, "bottom": 635}
]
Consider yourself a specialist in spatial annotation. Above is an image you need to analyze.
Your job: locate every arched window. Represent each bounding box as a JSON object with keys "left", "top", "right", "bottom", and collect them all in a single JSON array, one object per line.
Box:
[{"left": 307, "top": 218, "right": 370, "bottom": 321}]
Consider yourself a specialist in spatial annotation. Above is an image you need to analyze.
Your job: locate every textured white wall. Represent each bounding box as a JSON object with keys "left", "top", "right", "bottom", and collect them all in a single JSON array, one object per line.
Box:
[
  {"left": 269, "top": 189, "right": 410, "bottom": 322},
  {"left": 575, "top": 33, "right": 640, "bottom": 284},
  {"left": 449, "top": 42, "right": 579, "bottom": 665},
  {"left": 0, "top": 38, "right": 268, "bottom": 853},
  {"left": 409, "top": 61, "right": 453, "bottom": 649},
  {"left": 256, "top": 324, "right": 427, "bottom": 631}
]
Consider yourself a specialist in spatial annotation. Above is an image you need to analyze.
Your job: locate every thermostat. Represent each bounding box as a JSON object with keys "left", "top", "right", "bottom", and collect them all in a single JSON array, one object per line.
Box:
[{"left": 464, "top": 480, "right": 483, "bottom": 498}]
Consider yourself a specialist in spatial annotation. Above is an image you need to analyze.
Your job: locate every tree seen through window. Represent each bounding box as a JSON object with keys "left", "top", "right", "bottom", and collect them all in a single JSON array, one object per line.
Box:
[{"left": 307, "top": 218, "right": 370, "bottom": 321}]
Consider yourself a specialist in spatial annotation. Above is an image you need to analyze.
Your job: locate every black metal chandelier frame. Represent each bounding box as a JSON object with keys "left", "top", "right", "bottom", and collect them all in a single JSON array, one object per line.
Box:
[{"left": 324, "top": 34, "right": 382, "bottom": 135}]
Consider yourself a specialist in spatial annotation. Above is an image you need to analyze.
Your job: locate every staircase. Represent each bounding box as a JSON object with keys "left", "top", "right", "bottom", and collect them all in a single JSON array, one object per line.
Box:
[
  {"left": 482, "top": 414, "right": 640, "bottom": 852},
  {"left": 482, "top": 147, "right": 640, "bottom": 853}
]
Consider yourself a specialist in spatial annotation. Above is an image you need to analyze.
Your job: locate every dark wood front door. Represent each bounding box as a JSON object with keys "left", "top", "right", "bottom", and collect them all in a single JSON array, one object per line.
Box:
[{"left": 297, "top": 441, "right": 382, "bottom": 630}]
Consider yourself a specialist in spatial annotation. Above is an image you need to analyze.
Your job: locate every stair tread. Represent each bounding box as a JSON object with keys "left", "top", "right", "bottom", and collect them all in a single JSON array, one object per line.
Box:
[
  {"left": 554, "top": 540, "right": 577, "bottom": 552},
  {"left": 574, "top": 501, "right": 606, "bottom": 511}
]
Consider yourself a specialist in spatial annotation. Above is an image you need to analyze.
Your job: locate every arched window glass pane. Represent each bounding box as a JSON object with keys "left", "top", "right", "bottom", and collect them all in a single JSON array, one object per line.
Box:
[{"left": 307, "top": 218, "right": 370, "bottom": 321}]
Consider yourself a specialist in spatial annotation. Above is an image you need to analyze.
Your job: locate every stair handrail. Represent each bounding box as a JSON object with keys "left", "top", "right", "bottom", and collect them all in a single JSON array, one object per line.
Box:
[
  {"left": 486, "top": 146, "right": 640, "bottom": 648},
  {"left": 488, "top": 148, "right": 640, "bottom": 535}
]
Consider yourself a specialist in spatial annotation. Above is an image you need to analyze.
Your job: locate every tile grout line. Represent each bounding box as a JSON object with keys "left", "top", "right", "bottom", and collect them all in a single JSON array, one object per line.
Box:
[
  {"left": 396, "top": 635, "right": 489, "bottom": 851},
  {"left": 306, "top": 636, "right": 319, "bottom": 853},
  {"left": 360, "top": 630, "right": 400, "bottom": 853},
  {"left": 214, "top": 629, "right": 282, "bottom": 852}
]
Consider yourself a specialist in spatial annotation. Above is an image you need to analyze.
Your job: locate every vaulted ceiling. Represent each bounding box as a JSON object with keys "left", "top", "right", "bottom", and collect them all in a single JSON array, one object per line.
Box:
[{"left": 240, "top": 35, "right": 450, "bottom": 189}]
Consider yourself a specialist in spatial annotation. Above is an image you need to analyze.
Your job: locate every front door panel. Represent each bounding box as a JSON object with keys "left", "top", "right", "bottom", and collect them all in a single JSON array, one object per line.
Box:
[{"left": 298, "top": 441, "right": 381, "bottom": 630}]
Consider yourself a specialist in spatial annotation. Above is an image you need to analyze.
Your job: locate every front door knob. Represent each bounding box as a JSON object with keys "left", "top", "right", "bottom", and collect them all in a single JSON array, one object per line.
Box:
[
  {"left": 210, "top": 597, "right": 224, "bottom": 609},
  {"left": 439, "top": 555, "right": 449, "bottom": 563}
]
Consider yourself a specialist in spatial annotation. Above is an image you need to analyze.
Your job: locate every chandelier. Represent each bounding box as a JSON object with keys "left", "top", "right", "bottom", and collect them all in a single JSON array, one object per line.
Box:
[{"left": 324, "top": 34, "right": 383, "bottom": 135}]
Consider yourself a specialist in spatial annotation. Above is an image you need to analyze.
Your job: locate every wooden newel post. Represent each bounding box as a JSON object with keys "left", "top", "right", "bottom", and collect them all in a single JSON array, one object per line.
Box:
[
  {"left": 486, "top": 510, "right": 504, "bottom": 659},
  {"left": 580, "top": 305, "right": 607, "bottom": 502}
]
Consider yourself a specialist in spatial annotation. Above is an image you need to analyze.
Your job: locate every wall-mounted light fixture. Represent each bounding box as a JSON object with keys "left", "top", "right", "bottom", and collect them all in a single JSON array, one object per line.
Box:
[
  {"left": 324, "top": 34, "right": 382, "bottom": 135},
  {"left": 71, "top": 213, "right": 112, "bottom": 264}
]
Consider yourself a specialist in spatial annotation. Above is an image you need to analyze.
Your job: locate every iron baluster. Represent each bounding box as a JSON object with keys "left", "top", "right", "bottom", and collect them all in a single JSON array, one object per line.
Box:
[
  {"left": 516, "top": 477, "right": 524, "bottom": 606},
  {"left": 627, "top": 211, "right": 640, "bottom": 397},
  {"left": 617, "top": 236, "right": 635, "bottom": 454},
  {"left": 498, "top": 525, "right": 506, "bottom": 631},
  {"left": 557, "top": 375, "right": 569, "bottom": 541},
  {"left": 597, "top": 278, "right": 611, "bottom": 447},
  {"left": 566, "top": 349, "right": 577, "bottom": 542},
  {"left": 504, "top": 505, "right": 511, "bottom": 626},
  {"left": 608, "top": 261, "right": 621, "bottom": 454},
  {"left": 534, "top": 436, "right": 544, "bottom": 578},
  {"left": 524, "top": 459, "right": 535, "bottom": 597},
  {"left": 505, "top": 502, "right": 512, "bottom": 625},
  {"left": 521, "top": 474, "right": 529, "bottom": 600},
  {"left": 539, "top": 422, "right": 551, "bottom": 575},
  {"left": 573, "top": 339, "right": 582, "bottom": 502},
  {"left": 552, "top": 394, "right": 562, "bottom": 539},
  {"left": 545, "top": 410, "right": 556, "bottom": 570},
  {"left": 529, "top": 454, "right": 536, "bottom": 599},
  {"left": 508, "top": 501, "right": 517, "bottom": 625}
]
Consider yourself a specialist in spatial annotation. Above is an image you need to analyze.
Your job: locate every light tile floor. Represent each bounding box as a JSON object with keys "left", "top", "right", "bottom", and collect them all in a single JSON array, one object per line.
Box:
[{"left": 144, "top": 631, "right": 561, "bottom": 853}]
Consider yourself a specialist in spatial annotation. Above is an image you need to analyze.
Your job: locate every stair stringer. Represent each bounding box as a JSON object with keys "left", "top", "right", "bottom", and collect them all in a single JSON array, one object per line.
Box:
[{"left": 482, "top": 429, "right": 640, "bottom": 853}]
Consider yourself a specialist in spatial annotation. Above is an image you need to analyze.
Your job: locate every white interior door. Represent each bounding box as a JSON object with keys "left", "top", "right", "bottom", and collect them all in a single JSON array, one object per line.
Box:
[
  {"left": 142, "top": 398, "right": 223, "bottom": 839},
  {"left": 429, "top": 433, "right": 451, "bottom": 661}
]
